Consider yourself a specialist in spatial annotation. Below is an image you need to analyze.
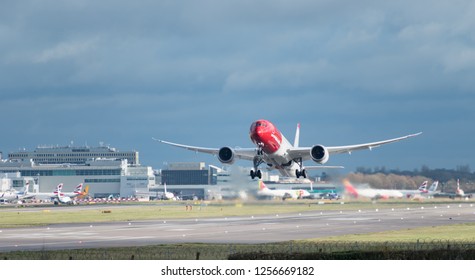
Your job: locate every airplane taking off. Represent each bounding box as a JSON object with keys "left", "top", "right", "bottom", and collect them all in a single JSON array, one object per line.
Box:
[
  {"left": 155, "top": 119, "right": 421, "bottom": 179},
  {"left": 257, "top": 180, "right": 310, "bottom": 200}
]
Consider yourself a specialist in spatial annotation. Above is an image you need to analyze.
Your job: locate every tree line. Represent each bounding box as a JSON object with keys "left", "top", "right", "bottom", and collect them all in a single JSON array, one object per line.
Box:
[{"left": 344, "top": 165, "right": 475, "bottom": 193}]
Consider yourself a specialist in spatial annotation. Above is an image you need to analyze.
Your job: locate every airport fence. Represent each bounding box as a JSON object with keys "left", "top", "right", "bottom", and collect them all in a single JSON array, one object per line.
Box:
[{"left": 2, "top": 239, "right": 475, "bottom": 260}]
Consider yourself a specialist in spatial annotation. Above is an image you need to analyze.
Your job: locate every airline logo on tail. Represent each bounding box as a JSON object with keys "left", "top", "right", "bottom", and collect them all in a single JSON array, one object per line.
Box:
[
  {"left": 53, "top": 183, "right": 64, "bottom": 195},
  {"left": 74, "top": 184, "right": 83, "bottom": 194},
  {"left": 418, "top": 181, "right": 428, "bottom": 192},
  {"left": 258, "top": 180, "right": 268, "bottom": 191},
  {"left": 343, "top": 179, "right": 359, "bottom": 198}
]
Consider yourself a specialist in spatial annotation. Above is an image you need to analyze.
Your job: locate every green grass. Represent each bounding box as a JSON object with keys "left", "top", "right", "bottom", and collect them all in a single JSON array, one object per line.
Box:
[{"left": 306, "top": 223, "right": 475, "bottom": 242}]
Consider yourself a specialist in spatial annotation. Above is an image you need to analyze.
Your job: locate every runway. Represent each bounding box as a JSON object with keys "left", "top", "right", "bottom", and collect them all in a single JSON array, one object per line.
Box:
[{"left": 1, "top": 203, "right": 474, "bottom": 252}]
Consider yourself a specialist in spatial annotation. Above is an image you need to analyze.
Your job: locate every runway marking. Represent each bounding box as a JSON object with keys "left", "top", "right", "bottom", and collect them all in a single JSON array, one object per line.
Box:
[{"left": 329, "top": 217, "right": 374, "bottom": 221}]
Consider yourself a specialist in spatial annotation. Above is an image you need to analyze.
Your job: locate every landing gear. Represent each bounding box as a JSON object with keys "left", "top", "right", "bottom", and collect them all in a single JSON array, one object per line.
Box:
[
  {"left": 251, "top": 154, "right": 264, "bottom": 179},
  {"left": 250, "top": 169, "right": 262, "bottom": 179},
  {"left": 294, "top": 157, "right": 307, "bottom": 178},
  {"left": 295, "top": 169, "right": 307, "bottom": 179}
]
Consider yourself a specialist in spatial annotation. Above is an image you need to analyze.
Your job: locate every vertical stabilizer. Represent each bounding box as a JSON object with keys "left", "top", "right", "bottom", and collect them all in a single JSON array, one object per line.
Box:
[
  {"left": 258, "top": 180, "right": 268, "bottom": 191},
  {"left": 293, "top": 123, "right": 301, "bottom": 147},
  {"left": 429, "top": 181, "right": 438, "bottom": 192}
]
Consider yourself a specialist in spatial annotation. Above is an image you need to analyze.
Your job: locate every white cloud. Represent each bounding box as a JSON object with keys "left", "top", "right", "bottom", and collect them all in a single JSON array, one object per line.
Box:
[{"left": 33, "top": 38, "right": 98, "bottom": 63}]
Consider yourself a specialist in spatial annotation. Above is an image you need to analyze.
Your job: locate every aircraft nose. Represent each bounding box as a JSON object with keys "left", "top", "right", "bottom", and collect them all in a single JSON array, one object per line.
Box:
[{"left": 250, "top": 123, "right": 265, "bottom": 141}]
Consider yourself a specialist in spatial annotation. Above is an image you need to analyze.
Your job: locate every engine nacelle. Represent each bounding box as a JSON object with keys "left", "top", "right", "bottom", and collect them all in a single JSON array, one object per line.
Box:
[
  {"left": 218, "top": 147, "right": 236, "bottom": 164},
  {"left": 310, "top": 145, "right": 329, "bottom": 164}
]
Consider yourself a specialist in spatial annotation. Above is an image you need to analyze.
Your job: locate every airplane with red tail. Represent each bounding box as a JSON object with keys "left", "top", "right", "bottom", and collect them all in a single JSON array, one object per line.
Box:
[{"left": 155, "top": 119, "right": 421, "bottom": 179}]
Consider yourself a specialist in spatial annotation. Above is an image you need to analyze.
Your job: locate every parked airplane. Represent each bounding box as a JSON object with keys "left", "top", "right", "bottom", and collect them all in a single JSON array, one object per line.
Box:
[
  {"left": 343, "top": 179, "right": 404, "bottom": 200},
  {"left": 434, "top": 179, "right": 472, "bottom": 199},
  {"left": 400, "top": 181, "right": 439, "bottom": 198},
  {"left": 154, "top": 119, "right": 421, "bottom": 179},
  {"left": 257, "top": 180, "right": 310, "bottom": 200},
  {"left": 0, "top": 185, "right": 34, "bottom": 202},
  {"left": 162, "top": 183, "right": 175, "bottom": 200},
  {"left": 420, "top": 181, "right": 439, "bottom": 195},
  {"left": 32, "top": 183, "right": 86, "bottom": 200},
  {"left": 56, "top": 183, "right": 85, "bottom": 198},
  {"left": 0, "top": 189, "right": 20, "bottom": 202},
  {"left": 54, "top": 187, "right": 72, "bottom": 205},
  {"left": 136, "top": 183, "right": 175, "bottom": 200}
]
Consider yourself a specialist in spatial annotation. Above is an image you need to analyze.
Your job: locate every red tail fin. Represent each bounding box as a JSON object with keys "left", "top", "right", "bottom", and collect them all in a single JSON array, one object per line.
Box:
[{"left": 343, "top": 179, "right": 359, "bottom": 198}]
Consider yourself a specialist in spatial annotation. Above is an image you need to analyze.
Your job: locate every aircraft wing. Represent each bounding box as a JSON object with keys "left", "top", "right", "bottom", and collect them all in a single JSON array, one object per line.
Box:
[
  {"left": 153, "top": 138, "right": 257, "bottom": 161},
  {"left": 288, "top": 132, "right": 422, "bottom": 161}
]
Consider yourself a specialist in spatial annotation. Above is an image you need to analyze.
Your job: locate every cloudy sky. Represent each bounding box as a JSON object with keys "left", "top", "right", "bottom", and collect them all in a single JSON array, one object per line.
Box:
[{"left": 1, "top": 0, "right": 474, "bottom": 174}]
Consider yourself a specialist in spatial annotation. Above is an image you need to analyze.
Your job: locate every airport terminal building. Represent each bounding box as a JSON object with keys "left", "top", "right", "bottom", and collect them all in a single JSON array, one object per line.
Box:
[
  {"left": 1, "top": 145, "right": 301, "bottom": 201},
  {"left": 0, "top": 145, "right": 152, "bottom": 198},
  {"left": 1, "top": 145, "right": 248, "bottom": 200}
]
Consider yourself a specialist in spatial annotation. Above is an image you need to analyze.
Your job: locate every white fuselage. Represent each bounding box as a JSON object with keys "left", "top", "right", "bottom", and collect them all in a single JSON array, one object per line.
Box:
[
  {"left": 258, "top": 187, "right": 310, "bottom": 199},
  {"left": 262, "top": 135, "right": 300, "bottom": 177},
  {"left": 356, "top": 188, "right": 404, "bottom": 199}
]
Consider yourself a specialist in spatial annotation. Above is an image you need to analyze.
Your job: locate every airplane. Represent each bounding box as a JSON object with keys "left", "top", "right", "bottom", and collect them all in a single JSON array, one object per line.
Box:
[
  {"left": 343, "top": 179, "right": 404, "bottom": 200},
  {"left": 56, "top": 183, "right": 85, "bottom": 198},
  {"left": 135, "top": 183, "right": 175, "bottom": 200},
  {"left": 0, "top": 189, "right": 20, "bottom": 202},
  {"left": 400, "top": 181, "right": 439, "bottom": 198},
  {"left": 154, "top": 119, "right": 421, "bottom": 179},
  {"left": 434, "top": 179, "right": 472, "bottom": 199},
  {"left": 257, "top": 180, "right": 310, "bottom": 200},
  {"left": 162, "top": 183, "right": 175, "bottom": 200},
  {"left": 420, "top": 181, "right": 439, "bottom": 195},
  {"left": 31, "top": 183, "right": 86, "bottom": 200},
  {"left": 0, "top": 185, "right": 34, "bottom": 203},
  {"left": 53, "top": 187, "right": 72, "bottom": 205}
]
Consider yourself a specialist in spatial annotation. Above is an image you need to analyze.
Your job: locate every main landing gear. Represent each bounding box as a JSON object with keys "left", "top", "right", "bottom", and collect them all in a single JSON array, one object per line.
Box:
[
  {"left": 294, "top": 157, "right": 307, "bottom": 179},
  {"left": 251, "top": 150, "right": 264, "bottom": 179},
  {"left": 250, "top": 169, "right": 262, "bottom": 179},
  {"left": 295, "top": 169, "right": 307, "bottom": 179}
]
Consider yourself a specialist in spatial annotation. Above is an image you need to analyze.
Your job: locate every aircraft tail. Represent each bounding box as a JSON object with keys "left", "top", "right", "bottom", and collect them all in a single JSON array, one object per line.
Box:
[
  {"left": 53, "top": 183, "right": 64, "bottom": 195},
  {"left": 74, "top": 183, "right": 83, "bottom": 194},
  {"left": 293, "top": 123, "right": 300, "bottom": 147},
  {"left": 418, "top": 181, "right": 428, "bottom": 192},
  {"left": 258, "top": 180, "right": 269, "bottom": 191},
  {"left": 343, "top": 179, "right": 359, "bottom": 198},
  {"left": 456, "top": 179, "right": 464, "bottom": 195},
  {"left": 83, "top": 185, "right": 89, "bottom": 196},
  {"left": 429, "top": 181, "right": 438, "bottom": 192}
]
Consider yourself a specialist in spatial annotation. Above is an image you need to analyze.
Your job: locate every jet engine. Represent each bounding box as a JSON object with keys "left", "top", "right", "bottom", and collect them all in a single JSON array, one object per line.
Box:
[
  {"left": 218, "top": 147, "right": 235, "bottom": 164},
  {"left": 310, "top": 145, "right": 329, "bottom": 164}
]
